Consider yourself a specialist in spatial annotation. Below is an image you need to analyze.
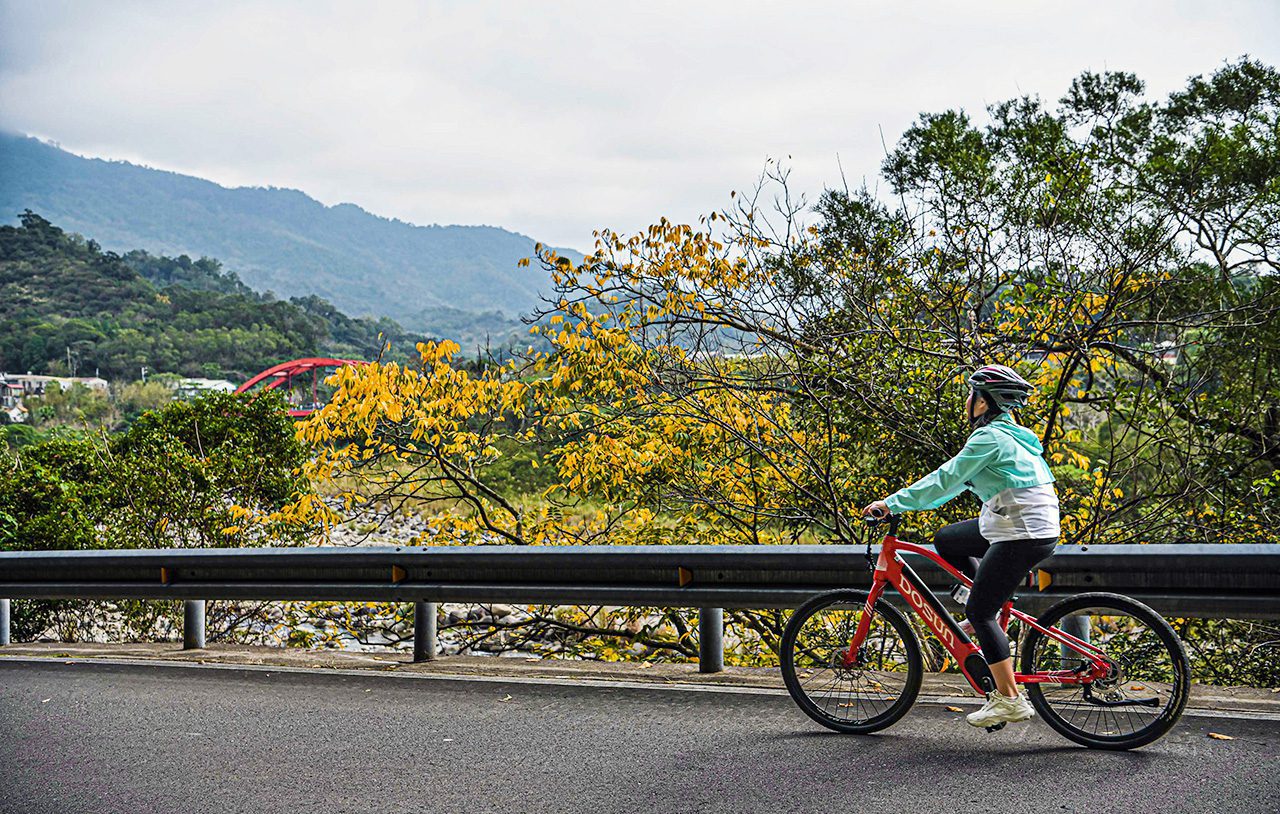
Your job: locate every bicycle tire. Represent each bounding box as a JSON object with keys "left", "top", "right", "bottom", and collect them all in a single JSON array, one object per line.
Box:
[
  {"left": 1020, "top": 592, "right": 1190, "bottom": 750},
  {"left": 781, "top": 589, "right": 923, "bottom": 733}
]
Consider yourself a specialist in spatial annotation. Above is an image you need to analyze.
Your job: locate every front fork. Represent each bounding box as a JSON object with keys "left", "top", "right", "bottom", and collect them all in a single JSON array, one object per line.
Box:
[
  {"left": 839, "top": 575, "right": 890, "bottom": 665},
  {"left": 841, "top": 578, "right": 889, "bottom": 667}
]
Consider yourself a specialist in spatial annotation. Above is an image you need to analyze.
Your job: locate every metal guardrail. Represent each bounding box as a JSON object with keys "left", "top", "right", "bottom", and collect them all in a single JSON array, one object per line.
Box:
[{"left": 1, "top": 543, "right": 1277, "bottom": 671}]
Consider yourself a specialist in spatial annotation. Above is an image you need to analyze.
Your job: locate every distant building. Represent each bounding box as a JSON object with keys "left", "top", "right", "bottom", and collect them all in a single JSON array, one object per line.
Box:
[
  {"left": 0, "top": 377, "right": 22, "bottom": 410},
  {"left": 1156, "top": 341, "right": 1179, "bottom": 366},
  {"left": 173, "top": 378, "right": 237, "bottom": 399},
  {"left": 0, "top": 372, "right": 110, "bottom": 423},
  {"left": 0, "top": 372, "right": 110, "bottom": 399}
]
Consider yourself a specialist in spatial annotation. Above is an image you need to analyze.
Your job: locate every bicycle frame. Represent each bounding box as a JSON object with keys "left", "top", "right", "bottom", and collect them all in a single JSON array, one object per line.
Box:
[{"left": 845, "top": 521, "right": 1113, "bottom": 696}]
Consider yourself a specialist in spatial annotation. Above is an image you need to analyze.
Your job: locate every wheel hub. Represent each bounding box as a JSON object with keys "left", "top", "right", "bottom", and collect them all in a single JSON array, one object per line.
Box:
[
  {"left": 829, "top": 648, "right": 860, "bottom": 678},
  {"left": 1093, "top": 659, "right": 1123, "bottom": 688}
]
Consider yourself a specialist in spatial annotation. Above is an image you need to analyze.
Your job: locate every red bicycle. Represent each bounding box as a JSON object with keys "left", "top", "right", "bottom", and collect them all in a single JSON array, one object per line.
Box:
[{"left": 781, "top": 513, "right": 1190, "bottom": 750}]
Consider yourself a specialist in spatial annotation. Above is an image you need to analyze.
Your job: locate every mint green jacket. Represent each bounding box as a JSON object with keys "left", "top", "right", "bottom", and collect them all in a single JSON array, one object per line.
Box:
[{"left": 884, "top": 413, "right": 1056, "bottom": 513}]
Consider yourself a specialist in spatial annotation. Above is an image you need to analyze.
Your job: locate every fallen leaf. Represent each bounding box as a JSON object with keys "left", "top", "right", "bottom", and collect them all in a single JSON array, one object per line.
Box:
[
  {"left": 945, "top": 706, "right": 964, "bottom": 713},
  {"left": 499, "top": 694, "right": 513, "bottom": 702},
  {"left": 1208, "top": 732, "right": 1234, "bottom": 740},
  {"left": 639, "top": 662, "right": 653, "bottom": 669},
  {"left": 1270, "top": 688, "right": 1279, "bottom": 694}
]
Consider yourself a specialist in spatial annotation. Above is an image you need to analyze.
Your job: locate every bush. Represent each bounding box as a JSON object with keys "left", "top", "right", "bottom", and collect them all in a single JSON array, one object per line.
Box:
[{"left": 0, "top": 390, "right": 318, "bottom": 641}]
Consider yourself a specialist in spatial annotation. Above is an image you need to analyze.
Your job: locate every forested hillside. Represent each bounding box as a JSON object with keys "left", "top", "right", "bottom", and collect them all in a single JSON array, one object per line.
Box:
[
  {"left": 0, "top": 212, "right": 429, "bottom": 380},
  {"left": 0, "top": 132, "right": 574, "bottom": 340}
]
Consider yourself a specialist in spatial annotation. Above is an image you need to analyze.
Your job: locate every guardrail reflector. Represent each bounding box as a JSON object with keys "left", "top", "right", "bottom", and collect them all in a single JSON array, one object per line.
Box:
[
  {"left": 1037, "top": 570, "right": 1052, "bottom": 591},
  {"left": 391, "top": 566, "right": 407, "bottom": 584},
  {"left": 160, "top": 567, "right": 172, "bottom": 585},
  {"left": 678, "top": 567, "right": 693, "bottom": 587}
]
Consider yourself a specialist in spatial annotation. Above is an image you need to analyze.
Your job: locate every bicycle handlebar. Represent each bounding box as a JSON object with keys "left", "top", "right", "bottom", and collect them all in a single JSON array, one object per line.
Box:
[{"left": 863, "top": 508, "right": 901, "bottom": 537}]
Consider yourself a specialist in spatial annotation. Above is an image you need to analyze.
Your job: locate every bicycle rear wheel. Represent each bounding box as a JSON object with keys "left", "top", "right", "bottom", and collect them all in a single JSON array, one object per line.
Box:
[
  {"left": 781, "top": 590, "right": 922, "bottom": 733},
  {"left": 1020, "top": 592, "right": 1190, "bottom": 750}
]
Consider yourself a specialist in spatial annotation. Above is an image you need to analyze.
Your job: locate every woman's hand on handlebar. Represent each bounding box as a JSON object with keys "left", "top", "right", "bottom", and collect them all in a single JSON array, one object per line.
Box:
[{"left": 861, "top": 500, "right": 890, "bottom": 520}]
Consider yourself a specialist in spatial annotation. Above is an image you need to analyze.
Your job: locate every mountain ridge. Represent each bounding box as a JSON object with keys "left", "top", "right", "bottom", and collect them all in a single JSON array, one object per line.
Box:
[
  {"left": 0, "top": 132, "right": 577, "bottom": 340},
  {"left": 0, "top": 211, "right": 433, "bottom": 381}
]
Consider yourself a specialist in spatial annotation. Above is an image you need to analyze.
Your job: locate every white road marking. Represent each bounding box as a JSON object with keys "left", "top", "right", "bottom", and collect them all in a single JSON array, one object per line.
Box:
[{"left": 3, "top": 655, "right": 1278, "bottom": 722}]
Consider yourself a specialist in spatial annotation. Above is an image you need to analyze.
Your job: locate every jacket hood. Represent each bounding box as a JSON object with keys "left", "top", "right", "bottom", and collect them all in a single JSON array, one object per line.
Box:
[{"left": 984, "top": 413, "right": 1046, "bottom": 455}]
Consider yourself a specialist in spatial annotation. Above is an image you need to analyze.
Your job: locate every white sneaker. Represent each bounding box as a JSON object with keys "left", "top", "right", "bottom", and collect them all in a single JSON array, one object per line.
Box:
[{"left": 966, "top": 692, "right": 1035, "bottom": 728}]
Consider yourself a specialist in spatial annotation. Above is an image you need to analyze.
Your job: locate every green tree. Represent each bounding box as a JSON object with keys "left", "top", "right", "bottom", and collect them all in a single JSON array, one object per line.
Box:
[
  {"left": 26, "top": 383, "right": 114, "bottom": 428},
  {"left": 0, "top": 212, "right": 433, "bottom": 381},
  {"left": 107, "top": 390, "right": 315, "bottom": 548},
  {"left": 0, "top": 432, "right": 108, "bottom": 640},
  {"left": 809, "top": 57, "right": 1280, "bottom": 545},
  {"left": 115, "top": 380, "right": 175, "bottom": 425},
  {"left": 0, "top": 391, "right": 318, "bottom": 640}
]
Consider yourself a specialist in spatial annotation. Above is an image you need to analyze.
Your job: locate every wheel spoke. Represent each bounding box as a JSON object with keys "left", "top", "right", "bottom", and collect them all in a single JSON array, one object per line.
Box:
[
  {"left": 1022, "top": 597, "right": 1189, "bottom": 749},
  {"left": 782, "top": 592, "right": 921, "bottom": 732}
]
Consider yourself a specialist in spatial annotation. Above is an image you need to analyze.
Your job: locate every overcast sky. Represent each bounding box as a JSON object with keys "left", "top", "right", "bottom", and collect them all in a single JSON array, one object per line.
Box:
[{"left": 2, "top": 1, "right": 1278, "bottom": 249}]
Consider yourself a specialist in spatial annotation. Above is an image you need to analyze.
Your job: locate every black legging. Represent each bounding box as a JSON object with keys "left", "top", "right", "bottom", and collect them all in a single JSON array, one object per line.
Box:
[{"left": 933, "top": 518, "right": 1057, "bottom": 663}]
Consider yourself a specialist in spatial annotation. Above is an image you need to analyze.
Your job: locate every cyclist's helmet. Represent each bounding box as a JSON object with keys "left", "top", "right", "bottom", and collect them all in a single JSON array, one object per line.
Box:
[{"left": 967, "top": 364, "right": 1033, "bottom": 413}]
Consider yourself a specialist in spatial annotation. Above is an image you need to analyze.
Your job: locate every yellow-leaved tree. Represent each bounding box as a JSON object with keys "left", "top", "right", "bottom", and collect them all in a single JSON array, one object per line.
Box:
[{"left": 288, "top": 62, "right": 1280, "bottom": 669}]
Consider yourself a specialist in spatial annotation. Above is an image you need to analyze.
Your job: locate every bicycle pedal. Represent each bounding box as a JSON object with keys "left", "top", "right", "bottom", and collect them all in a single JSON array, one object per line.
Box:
[{"left": 985, "top": 723, "right": 1006, "bottom": 733}]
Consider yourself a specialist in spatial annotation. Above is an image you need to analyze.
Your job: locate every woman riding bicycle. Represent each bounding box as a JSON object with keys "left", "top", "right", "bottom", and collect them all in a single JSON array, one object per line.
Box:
[{"left": 862, "top": 364, "right": 1059, "bottom": 729}]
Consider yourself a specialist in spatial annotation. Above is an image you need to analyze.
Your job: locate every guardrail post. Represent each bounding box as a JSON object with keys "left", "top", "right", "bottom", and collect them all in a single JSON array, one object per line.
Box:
[
  {"left": 183, "top": 600, "right": 206, "bottom": 650},
  {"left": 0, "top": 599, "right": 10, "bottom": 646},
  {"left": 413, "top": 600, "right": 437, "bottom": 662},
  {"left": 1059, "top": 613, "right": 1089, "bottom": 667},
  {"left": 698, "top": 607, "right": 723, "bottom": 673}
]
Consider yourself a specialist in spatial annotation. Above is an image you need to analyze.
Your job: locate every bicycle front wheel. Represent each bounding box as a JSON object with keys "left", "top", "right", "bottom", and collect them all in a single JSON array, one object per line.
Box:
[
  {"left": 781, "top": 589, "right": 922, "bottom": 733},
  {"left": 1021, "top": 592, "right": 1190, "bottom": 750}
]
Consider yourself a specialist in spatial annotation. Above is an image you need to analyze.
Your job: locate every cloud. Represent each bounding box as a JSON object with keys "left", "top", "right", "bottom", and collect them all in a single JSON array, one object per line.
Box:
[{"left": 2, "top": 0, "right": 1277, "bottom": 249}]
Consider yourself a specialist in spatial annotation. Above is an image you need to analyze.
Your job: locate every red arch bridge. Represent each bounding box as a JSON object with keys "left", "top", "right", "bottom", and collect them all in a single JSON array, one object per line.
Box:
[{"left": 234, "top": 357, "right": 365, "bottom": 418}]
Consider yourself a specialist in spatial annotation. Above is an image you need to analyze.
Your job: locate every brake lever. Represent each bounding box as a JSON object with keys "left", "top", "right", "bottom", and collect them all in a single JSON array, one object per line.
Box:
[{"left": 861, "top": 513, "right": 899, "bottom": 571}]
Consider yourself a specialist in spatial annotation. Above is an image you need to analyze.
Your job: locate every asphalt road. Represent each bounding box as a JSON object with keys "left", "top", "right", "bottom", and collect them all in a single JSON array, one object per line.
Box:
[{"left": 1, "top": 660, "right": 1277, "bottom": 814}]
